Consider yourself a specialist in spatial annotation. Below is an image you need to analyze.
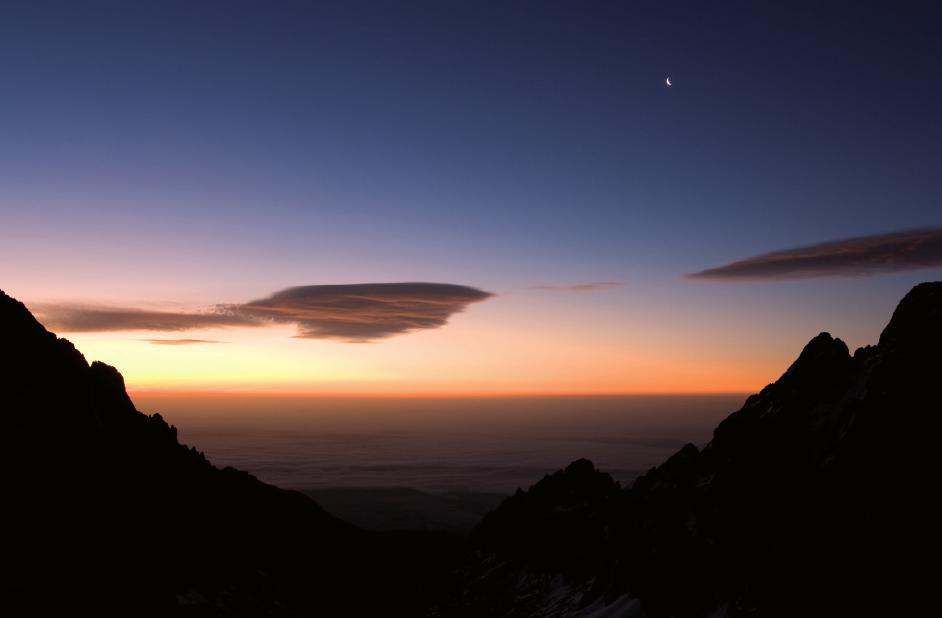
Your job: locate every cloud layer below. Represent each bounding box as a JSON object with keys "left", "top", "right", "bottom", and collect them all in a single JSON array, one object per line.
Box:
[
  {"left": 687, "top": 229, "right": 942, "bottom": 281},
  {"left": 36, "top": 283, "right": 493, "bottom": 342}
]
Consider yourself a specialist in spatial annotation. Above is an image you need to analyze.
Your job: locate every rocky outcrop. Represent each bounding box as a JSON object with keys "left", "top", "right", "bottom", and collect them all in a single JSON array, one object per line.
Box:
[
  {"left": 452, "top": 282, "right": 941, "bottom": 617},
  {"left": 0, "top": 289, "right": 411, "bottom": 616},
  {"left": 5, "top": 282, "right": 938, "bottom": 617}
]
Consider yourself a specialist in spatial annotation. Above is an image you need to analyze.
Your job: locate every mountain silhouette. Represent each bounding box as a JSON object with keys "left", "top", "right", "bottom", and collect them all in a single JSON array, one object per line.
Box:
[
  {"left": 0, "top": 288, "right": 416, "bottom": 616},
  {"left": 4, "top": 283, "right": 938, "bottom": 617},
  {"left": 446, "top": 282, "right": 940, "bottom": 617}
]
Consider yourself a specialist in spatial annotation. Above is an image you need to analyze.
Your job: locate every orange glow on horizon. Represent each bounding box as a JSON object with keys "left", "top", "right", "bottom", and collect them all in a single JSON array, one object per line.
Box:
[
  {"left": 13, "top": 284, "right": 838, "bottom": 399},
  {"left": 128, "top": 387, "right": 757, "bottom": 400}
]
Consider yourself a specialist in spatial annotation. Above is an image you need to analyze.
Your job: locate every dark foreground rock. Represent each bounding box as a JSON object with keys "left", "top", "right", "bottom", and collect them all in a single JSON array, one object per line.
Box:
[
  {"left": 446, "top": 282, "right": 941, "bottom": 617},
  {"left": 0, "top": 288, "right": 415, "bottom": 616},
  {"left": 4, "top": 282, "right": 938, "bottom": 617}
]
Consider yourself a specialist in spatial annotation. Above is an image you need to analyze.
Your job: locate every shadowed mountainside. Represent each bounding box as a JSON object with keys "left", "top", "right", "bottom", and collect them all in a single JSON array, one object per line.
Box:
[
  {"left": 0, "top": 288, "right": 418, "bottom": 616},
  {"left": 444, "top": 282, "right": 940, "bottom": 617},
  {"left": 3, "top": 283, "right": 938, "bottom": 617},
  {"left": 304, "top": 487, "right": 505, "bottom": 532}
]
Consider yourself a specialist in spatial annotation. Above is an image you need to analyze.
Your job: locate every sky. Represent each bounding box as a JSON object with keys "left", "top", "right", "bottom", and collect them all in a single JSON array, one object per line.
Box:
[{"left": 1, "top": 1, "right": 941, "bottom": 395}]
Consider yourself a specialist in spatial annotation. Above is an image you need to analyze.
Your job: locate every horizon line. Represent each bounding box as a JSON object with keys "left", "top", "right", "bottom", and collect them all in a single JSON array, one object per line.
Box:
[{"left": 129, "top": 388, "right": 755, "bottom": 399}]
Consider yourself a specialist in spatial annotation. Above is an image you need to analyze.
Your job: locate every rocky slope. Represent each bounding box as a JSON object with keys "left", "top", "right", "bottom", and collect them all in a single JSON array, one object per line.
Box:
[
  {"left": 0, "top": 288, "right": 413, "bottom": 616},
  {"left": 4, "top": 282, "right": 937, "bottom": 617},
  {"left": 445, "top": 282, "right": 940, "bottom": 617}
]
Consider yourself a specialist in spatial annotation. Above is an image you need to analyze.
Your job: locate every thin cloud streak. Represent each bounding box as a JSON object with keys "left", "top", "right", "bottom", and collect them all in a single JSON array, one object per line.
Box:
[
  {"left": 34, "top": 305, "right": 252, "bottom": 332},
  {"left": 34, "top": 283, "right": 493, "bottom": 342},
  {"left": 687, "top": 228, "right": 942, "bottom": 281},
  {"left": 145, "top": 339, "right": 227, "bottom": 345},
  {"left": 532, "top": 281, "right": 624, "bottom": 292}
]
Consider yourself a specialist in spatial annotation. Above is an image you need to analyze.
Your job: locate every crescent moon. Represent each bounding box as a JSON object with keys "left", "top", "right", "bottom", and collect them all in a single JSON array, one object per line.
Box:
[{"left": 666, "top": 77, "right": 672, "bottom": 86}]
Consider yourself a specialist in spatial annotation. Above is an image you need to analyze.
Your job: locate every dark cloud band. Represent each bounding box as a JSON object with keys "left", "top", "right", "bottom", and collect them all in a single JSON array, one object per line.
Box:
[
  {"left": 532, "top": 281, "right": 623, "bottom": 292},
  {"left": 239, "top": 283, "right": 493, "bottom": 341},
  {"left": 687, "top": 228, "right": 942, "bottom": 281},
  {"left": 35, "top": 282, "right": 493, "bottom": 342}
]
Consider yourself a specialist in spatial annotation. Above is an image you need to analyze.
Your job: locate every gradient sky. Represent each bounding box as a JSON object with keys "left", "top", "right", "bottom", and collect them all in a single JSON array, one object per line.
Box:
[{"left": 2, "top": 1, "right": 940, "bottom": 394}]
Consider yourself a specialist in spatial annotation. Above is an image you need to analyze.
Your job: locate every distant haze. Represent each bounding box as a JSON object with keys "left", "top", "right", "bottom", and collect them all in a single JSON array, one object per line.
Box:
[{"left": 137, "top": 394, "right": 746, "bottom": 494}]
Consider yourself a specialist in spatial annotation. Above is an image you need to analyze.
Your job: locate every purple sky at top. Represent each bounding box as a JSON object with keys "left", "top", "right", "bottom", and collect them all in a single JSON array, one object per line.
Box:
[{"left": 1, "top": 1, "right": 940, "bottom": 392}]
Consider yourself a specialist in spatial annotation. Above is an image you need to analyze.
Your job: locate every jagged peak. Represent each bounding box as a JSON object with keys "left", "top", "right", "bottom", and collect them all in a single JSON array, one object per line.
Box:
[
  {"left": 90, "top": 360, "right": 127, "bottom": 388},
  {"left": 535, "top": 457, "right": 618, "bottom": 493},
  {"left": 564, "top": 457, "right": 598, "bottom": 475},
  {"left": 796, "top": 332, "right": 849, "bottom": 361},
  {"left": 879, "top": 281, "right": 942, "bottom": 350},
  {"left": 672, "top": 442, "right": 700, "bottom": 461},
  {"left": 777, "top": 331, "right": 851, "bottom": 387},
  {"left": 2, "top": 288, "right": 91, "bottom": 382},
  {"left": 89, "top": 360, "right": 138, "bottom": 416},
  {"left": 0, "top": 287, "right": 53, "bottom": 339}
]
